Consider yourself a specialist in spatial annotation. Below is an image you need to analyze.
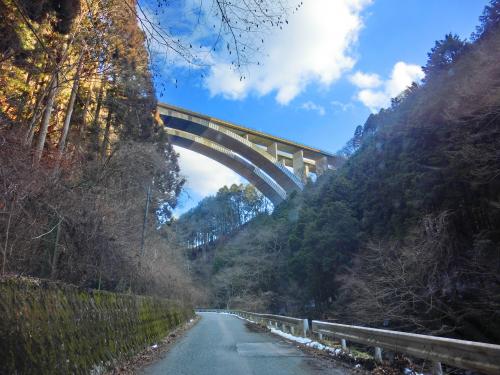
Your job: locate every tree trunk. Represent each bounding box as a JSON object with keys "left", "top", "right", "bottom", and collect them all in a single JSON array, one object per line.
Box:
[
  {"left": 77, "top": 81, "right": 94, "bottom": 144},
  {"left": 2, "top": 205, "right": 13, "bottom": 276},
  {"left": 140, "top": 182, "right": 152, "bottom": 257},
  {"left": 33, "top": 72, "right": 58, "bottom": 165},
  {"left": 50, "top": 221, "right": 61, "bottom": 279},
  {"left": 24, "top": 82, "right": 48, "bottom": 146},
  {"left": 100, "top": 98, "right": 113, "bottom": 159},
  {"left": 57, "top": 53, "right": 84, "bottom": 157},
  {"left": 90, "top": 81, "right": 105, "bottom": 154}
]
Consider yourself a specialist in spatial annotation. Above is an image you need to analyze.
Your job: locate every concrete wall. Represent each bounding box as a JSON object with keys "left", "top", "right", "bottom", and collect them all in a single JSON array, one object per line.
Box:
[{"left": 0, "top": 277, "right": 194, "bottom": 374}]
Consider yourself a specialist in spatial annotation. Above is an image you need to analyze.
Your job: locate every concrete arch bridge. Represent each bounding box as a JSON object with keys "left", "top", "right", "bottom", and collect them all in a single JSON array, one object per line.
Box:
[{"left": 158, "top": 103, "right": 338, "bottom": 205}]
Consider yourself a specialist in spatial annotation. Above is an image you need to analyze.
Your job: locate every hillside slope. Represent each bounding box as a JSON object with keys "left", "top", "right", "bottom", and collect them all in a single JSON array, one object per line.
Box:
[{"left": 186, "top": 3, "right": 500, "bottom": 343}]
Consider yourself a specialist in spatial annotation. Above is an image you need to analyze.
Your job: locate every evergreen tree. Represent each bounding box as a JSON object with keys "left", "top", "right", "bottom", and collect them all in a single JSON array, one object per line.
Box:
[{"left": 422, "top": 33, "right": 467, "bottom": 79}]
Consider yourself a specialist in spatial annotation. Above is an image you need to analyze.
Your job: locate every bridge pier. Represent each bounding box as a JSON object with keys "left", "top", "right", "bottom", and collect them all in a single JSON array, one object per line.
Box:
[{"left": 293, "top": 150, "right": 308, "bottom": 182}]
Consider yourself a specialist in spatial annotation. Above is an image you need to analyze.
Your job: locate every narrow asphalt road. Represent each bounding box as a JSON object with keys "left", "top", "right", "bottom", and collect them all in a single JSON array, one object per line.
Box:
[{"left": 141, "top": 312, "right": 350, "bottom": 375}]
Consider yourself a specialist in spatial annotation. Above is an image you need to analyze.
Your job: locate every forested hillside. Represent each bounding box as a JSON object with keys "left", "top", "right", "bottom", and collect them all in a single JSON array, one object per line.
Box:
[
  {"left": 0, "top": 0, "right": 199, "bottom": 303},
  {"left": 175, "top": 184, "right": 272, "bottom": 251},
  {"left": 181, "top": 1, "right": 500, "bottom": 343}
]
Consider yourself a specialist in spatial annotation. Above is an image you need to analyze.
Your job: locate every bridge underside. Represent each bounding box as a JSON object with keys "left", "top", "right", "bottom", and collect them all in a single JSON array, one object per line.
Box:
[
  {"left": 166, "top": 129, "right": 286, "bottom": 205},
  {"left": 158, "top": 103, "right": 338, "bottom": 205}
]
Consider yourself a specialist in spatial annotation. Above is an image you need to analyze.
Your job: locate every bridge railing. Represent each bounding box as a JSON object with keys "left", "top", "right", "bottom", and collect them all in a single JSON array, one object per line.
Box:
[{"left": 195, "top": 309, "right": 500, "bottom": 374}]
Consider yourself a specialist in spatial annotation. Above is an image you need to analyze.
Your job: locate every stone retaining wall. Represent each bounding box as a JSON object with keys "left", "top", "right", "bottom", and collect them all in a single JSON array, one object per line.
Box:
[{"left": 0, "top": 277, "right": 193, "bottom": 374}]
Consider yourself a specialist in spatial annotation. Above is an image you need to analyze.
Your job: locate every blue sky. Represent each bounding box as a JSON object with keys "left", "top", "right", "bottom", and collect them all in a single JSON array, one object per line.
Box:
[{"left": 145, "top": 0, "right": 489, "bottom": 215}]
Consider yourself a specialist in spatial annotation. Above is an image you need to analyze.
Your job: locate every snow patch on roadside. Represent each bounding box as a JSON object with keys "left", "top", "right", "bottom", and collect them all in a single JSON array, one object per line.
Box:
[
  {"left": 210, "top": 311, "right": 424, "bottom": 374},
  {"left": 404, "top": 369, "right": 424, "bottom": 375},
  {"left": 268, "top": 327, "right": 345, "bottom": 356},
  {"left": 221, "top": 311, "right": 349, "bottom": 359}
]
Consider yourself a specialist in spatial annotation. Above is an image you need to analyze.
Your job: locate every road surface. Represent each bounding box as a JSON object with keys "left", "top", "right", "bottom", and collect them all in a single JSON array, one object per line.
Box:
[{"left": 141, "top": 312, "right": 350, "bottom": 375}]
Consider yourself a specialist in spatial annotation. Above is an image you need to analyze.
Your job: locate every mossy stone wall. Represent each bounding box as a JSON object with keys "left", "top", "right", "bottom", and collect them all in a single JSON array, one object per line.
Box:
[{"left": 0, "top": 277, "right": 194, "bottom": 374}]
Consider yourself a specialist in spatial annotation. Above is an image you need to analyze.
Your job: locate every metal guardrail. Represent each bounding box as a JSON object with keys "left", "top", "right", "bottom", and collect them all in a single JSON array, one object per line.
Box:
[
  {"left": 195, "top": 309, "right": 500, "bottom": 374},
  {"left": 234, "top": 310, "right": 309, "bottom": 337},
  {"left": 311, "top": 320, "right": 500, "bottom": 374}
]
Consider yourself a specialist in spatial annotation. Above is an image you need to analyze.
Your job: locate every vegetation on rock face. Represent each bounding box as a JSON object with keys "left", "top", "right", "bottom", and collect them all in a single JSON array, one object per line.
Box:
[{"left": 181, "top": 1, "right": 500, "bottom": 344}]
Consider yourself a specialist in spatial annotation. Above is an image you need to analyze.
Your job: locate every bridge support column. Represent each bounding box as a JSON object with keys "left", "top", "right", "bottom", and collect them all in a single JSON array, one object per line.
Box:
[
  {"left": 267, "top": 142, "right": 278, "bottom": 159},
  {"left": 316, "top": 156, "right": 329, "bottom": 176},
  {"left": 293, "top": 150, "right": 308, "bottom": 182}
]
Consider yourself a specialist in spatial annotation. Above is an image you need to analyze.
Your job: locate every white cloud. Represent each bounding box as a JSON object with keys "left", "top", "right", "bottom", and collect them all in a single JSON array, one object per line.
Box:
[
  {"left": 174, "top": 146, "right": 244, "bottom": 196},
  {"left": 385, "top": 62, "right": 424, "bottom": 96},
  {"left": 331, "top": 100, "right": 354, "bottom": 112},
  {"left": 301, "top": 101, "right": 326, "bottom": 116},
  {"left": 349, "top": 71, "right": 382, "bottom": 88},
  {"left": 204, "top": 0, "right": 372, "bottom": 104},
  {"left": 357, "top": 90, "right": 389, "bottom": 111},
  {"left": 354, "top": 61, "right": 425, "bottom": 112}
]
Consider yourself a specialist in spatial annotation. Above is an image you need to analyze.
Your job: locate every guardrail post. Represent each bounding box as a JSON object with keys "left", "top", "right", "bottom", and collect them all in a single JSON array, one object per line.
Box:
[
  {"left": 374, "top": 347, "right": 383, "bottom": 363},
  {"left": 319, "top": 332, "right": 323, "bottom": 340},
  {"left": 302, "top": 319, "right": 309, "bottom": 337},
  {"left": 291, "top": 326, "right": 295, "bottom": 335},
  {"left": 432, "top": 361, "right": 443, "bottom": 375},
  {"left": 341, "top": 339, "right": 348, "bottom": 351}
]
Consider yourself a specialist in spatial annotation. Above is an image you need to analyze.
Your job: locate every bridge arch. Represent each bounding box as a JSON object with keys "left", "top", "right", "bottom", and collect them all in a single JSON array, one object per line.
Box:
[
  {"left": 158, "top": 103, "right": 338, "bottom": 203},
  {"left": 158, "top": 104, "right": 304, "bottom": 193},
  {"left": 166, "top": 128, "right": 287, "bottom": 205}
]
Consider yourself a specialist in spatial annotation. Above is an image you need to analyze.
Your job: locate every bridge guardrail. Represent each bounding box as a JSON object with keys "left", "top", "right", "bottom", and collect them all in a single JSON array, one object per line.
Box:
[{"left": 195, "top": 309, "right": 500, "bottom": 374}]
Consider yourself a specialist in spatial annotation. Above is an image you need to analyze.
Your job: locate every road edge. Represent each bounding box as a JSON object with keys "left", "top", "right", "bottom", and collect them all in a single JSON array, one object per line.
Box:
[{"left": 106, "top": 315, "right": 201, "bottom": 374}]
